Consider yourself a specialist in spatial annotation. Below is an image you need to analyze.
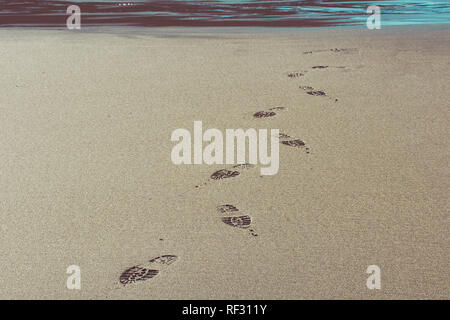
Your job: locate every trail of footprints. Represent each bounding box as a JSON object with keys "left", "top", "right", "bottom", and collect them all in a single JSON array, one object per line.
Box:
[
  {"left": 117, "top": 204, "right": 258, "bottom": 286},
  {"left": 194, "top": 133, "right": 309, "bottom": 188},
  {"left": 288, "top": 48, "right": 357, "bottom": 101},
  {"left": 290, "top": 69, "right": 342, "bottom": 101},
  {"left": 193, "top": 105, "right": 310, "bottom": 190},
  {"left": 192, "top": 47, "right": 353, "bottom": 239},
  {"left": 115, "top": 47, "right": 354, "bottom": 288},
  {"left": 117, "top": 208, "right": 255, "bottom": 286},
  {"left": 194, "top": 47, "right": 354, "bottom": 190},
  {"left": 251, "top": 106, "right": 310, "bottom": 153}
]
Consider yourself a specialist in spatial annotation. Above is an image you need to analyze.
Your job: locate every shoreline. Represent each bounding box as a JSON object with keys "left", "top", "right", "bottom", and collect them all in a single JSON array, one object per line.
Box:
[
  {"left": 2, "top": 22, "right": 450, "bottom": 32},
  {"left": 2, "top": 24, "right": 450, "bottom": 42}
]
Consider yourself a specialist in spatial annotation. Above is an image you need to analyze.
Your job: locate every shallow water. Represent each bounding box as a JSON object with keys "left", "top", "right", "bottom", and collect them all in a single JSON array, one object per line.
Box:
[{"left": 1, "top": 0, "right": 450, "bottom": 27}]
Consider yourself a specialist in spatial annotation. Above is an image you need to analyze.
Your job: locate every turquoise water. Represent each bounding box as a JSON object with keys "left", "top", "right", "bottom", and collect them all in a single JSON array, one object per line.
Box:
[{"left": 1, "top": 0, "right": 450, "bottom": 27}]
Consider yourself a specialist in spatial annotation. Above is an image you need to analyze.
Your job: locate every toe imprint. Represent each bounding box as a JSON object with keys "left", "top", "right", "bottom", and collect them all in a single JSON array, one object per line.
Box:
[
  {"left": 232, "top": 163, "right": 255, "bottom": 170},
  {"left": 278, "top": 133, "right": 292, "bottom": 139},
  {"left": 211, "top": 169, "right": 240, "bottom": 180},
  {"left": 217, "top": 204, "right": 239, "bottom": 214}
]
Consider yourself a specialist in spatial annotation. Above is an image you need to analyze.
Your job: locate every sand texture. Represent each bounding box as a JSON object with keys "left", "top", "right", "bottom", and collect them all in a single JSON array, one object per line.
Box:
[{"left": 0, "top": 26, "right": 449, "bottom": 299}]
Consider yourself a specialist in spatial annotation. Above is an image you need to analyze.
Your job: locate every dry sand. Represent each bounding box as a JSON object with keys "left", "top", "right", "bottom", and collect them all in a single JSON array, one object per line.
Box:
[{"left": 0, "top": 25, "right": 449, "bottom": 299}]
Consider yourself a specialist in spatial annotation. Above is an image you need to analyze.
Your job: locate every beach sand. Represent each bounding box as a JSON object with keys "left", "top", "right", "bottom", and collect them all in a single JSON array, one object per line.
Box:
[{"left": 0, "top": 25, "right": 448, "bottom": 299}]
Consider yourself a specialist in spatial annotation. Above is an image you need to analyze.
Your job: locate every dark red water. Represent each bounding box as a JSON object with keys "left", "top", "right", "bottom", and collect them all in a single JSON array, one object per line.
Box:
[{"left": 1, "top": 0, "right": 449, "bottom": 28}]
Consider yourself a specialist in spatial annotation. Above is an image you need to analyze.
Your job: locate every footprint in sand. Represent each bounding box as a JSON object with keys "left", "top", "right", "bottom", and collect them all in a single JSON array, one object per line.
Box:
[
  {"left": 299, "top": 85, "right": 327, "bottom": 97},
  {"left": 119, "top": 255, "right": 178, "bottom": 286},
  {"left": 251, "top": 108, "right": 311, "bottom": 155},
  {"left": 210, "top": 169, "right": 240, "bottom": 180},
  {"left": 217, "top": 204, "right": 258, "bottom": 237},
  {"left": 288, "top": 71, "right": 306, "bottom": 78},
  {"left": 299, "top": 85, "right": 338, "bottom": 102},
  {"left": 276, "top": 132, "right": 311, "bottom": 154},
  {"left": 252, "top": 106, "right": 287, "bottom": 119},
  {"left": 311, "top": 65, "right": 346, "bottom": 70},
  {"left": 194, "top": 163, "right": 256, "bottom": 189},
  {"left": 210, "top": 163, "right": 255, "bottom": 180},
  {"left": 288, "top": 65, "right": 346, "bottom": 77}
]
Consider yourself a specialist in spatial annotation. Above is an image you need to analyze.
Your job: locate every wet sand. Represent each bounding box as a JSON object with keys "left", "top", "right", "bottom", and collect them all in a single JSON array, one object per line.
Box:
[{"left": 0, "top": 25, "right": 449, "bottom": 299}]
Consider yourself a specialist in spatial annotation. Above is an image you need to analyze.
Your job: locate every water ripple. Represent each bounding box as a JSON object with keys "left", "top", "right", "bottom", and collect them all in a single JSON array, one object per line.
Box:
[{"left": 1, "top": 0, "right": 449, "bottom": 27}]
